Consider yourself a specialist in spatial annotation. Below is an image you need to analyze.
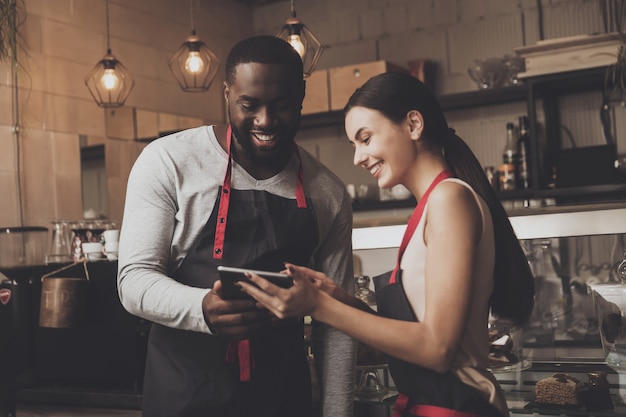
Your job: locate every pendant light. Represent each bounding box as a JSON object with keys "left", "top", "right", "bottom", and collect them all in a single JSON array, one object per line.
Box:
[
  {"left": 276, "top": 0, "right": 323, "bottom": 78},
  {"left": 168, "top": 0, "right": 220, "bottom": 92},
  {"left": 84, "top": 0, "right": 134, "bottom": 108}
]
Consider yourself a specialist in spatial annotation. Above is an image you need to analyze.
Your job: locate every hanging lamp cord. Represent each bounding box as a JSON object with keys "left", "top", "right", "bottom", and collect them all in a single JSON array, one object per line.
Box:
[
  {"left": 105, "top": 0, "right": 111, "bottom": 54},
  {"left": 190, "top": 0, "right": 196, "bottom": 36},
  {"left": 290, "top": 0, "right": 296, "bottom": 18}
]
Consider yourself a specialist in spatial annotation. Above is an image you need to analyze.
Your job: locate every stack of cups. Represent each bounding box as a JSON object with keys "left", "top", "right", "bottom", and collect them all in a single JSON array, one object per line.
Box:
[
  {"left": 82, "top": 241, "right": 105, "bottom": 261},
  {"left": 102, "top": 229, "right": 120, "bottom": 261}
]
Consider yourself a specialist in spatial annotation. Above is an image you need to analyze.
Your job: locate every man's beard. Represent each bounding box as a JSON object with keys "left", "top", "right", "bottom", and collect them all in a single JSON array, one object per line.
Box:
[{"left": 227, "top": 110, "right": 300, "bottom": 161}]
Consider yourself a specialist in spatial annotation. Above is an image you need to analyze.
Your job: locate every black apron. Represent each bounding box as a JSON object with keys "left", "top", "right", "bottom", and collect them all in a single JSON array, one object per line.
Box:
[
  {"left": 373, "top": 171, "right": 505, "bottom": 417},
  {"left": 142, "top": 127, "right": 318, "bottom": 417}
]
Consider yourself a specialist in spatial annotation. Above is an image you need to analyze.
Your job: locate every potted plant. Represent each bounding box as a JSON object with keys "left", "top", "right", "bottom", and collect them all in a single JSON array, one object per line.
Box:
[
  {"left": 0, "top": 0, "right": 27, "bottom": 225},
  {"left": 0, "top": 0, "right": 26, "bottom": 66}
]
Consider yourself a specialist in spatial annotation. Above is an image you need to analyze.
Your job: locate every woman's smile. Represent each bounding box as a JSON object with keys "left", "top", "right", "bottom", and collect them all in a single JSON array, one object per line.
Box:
[{"left": 367, "top": 160, "right": 383, "bottom": 177}]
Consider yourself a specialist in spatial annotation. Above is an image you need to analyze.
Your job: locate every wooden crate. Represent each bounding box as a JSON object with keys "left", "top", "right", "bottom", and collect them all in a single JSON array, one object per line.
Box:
[
  {"left": 302, "top": 69, "right": 330, "bottom": 115},
  {"left": 329, "top": 60, "right": 408, "bottom": 110},
  {"left": 515, "top": 33, "right": 620, "bottom": 78}
]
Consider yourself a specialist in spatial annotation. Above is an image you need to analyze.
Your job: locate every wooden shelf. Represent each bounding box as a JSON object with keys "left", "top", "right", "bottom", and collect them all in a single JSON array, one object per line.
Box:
[
  {"left": 438, "top": 84, "right": 528, "bottom": 111},
  {"left": 303, "top": 66, "right": 623, "bottom": 212},
  {"left": 300, "top": 85, "right": 529, "bottom": 130}
]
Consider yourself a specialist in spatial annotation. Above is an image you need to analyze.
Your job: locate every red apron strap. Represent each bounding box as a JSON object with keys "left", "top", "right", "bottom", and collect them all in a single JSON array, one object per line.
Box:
[
  {"left": 213, "top": 126, "right": 234, "bottom": 260},
  {"left": 393, "top": 393, "right": 487, "bottom": 417},
  {"left": 392, "top": 393, "right": 411, "bottom": 417},
  {"left": 292, "top": 144, "right": 307, "bottom": 209},
  {"left": 390, "top": 170, "right": 453, "bottom": 284},
  {"left": 213, "top": 128, "right": 307, "bottom": 260},
  {"left": 408, "top": 404, "right": 485, "bottom": 417},
  {"left": 226, "top": 339, "right": 254, "bottom": 382}
]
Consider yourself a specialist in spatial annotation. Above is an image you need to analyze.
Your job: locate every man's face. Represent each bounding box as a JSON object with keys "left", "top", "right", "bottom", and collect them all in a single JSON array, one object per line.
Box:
[{"left": 224, "top": 62, "right": 304, "bottom": 164}]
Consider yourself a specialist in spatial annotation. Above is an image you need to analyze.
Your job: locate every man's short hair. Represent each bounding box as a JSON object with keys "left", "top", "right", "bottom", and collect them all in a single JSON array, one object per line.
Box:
[{"left": 225, "top": 35, "right": 304, "bottom": 85}]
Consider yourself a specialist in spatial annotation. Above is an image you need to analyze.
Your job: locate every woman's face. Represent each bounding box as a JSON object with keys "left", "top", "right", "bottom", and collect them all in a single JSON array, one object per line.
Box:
[{"left": 345, "top": 106, "right": 417, "bottom": 189}]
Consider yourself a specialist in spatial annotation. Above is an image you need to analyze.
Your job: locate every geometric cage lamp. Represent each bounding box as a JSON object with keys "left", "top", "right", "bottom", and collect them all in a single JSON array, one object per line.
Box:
[
  {"left": 276, "top": 0, "right": 323, "bottom": 78},
  {"left": 84, "top": 0, "right": 134, "bottom": 107},
  {"left": 168, "top": 0, "right": 220, "bottom": 92}
]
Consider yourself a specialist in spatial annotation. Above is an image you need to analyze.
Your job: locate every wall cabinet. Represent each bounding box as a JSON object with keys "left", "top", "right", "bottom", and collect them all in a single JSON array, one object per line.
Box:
[{"left": 301, "top": 66, "right": 626, "bottom": 211}]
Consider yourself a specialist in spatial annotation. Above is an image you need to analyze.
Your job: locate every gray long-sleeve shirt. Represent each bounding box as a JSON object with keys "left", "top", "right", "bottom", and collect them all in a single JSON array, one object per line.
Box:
[{"left": 117, "top": 125, "right": 356, "bottom": 416}]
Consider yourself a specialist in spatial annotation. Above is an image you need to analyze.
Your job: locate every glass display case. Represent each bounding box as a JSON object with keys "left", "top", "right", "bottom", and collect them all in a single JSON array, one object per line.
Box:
[{"left": 352, "top": 203, "right": 626, "bottom": 416}]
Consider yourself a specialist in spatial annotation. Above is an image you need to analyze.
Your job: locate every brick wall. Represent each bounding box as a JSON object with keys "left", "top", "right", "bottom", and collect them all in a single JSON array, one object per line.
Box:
[
  {"left": 254, "top": 0, "right": 624, "bottom": 189},
  {"left": 0, "top": 0, "right": 253, "bottom": 228},
  {"left": 0, "top": 0, "right": 622, "bottom": 231}
]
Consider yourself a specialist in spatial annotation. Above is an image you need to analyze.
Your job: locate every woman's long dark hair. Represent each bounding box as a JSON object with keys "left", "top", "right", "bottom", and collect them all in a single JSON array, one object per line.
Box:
[{"left": 344, "top": 72, "right": 534, "bottom": 326}]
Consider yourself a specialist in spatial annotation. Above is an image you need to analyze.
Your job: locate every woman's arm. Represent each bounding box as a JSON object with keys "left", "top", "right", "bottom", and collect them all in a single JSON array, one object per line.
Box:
[
  {"left": 306, "top": 267, "right": 374, "bottom": 313},
  {"left": 241, "top": 182, "right": 482, "bottom": 373}
]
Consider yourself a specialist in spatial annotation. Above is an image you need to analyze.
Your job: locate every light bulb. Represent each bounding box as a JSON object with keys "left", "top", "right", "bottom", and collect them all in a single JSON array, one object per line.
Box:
[
  {"left": 100, "top": 69, "right": 119, "bottom": 91},
  {"left": 185, "top": 51, "right": 205, "bottom": 74},
  {"left": 288, "top": 34, "right": 305, "bottom": 57}
]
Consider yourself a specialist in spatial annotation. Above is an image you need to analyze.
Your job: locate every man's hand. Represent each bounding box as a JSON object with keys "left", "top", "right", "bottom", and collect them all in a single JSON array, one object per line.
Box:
[{"left": 202, "top": 280, "right": 273, "bottom": 338}]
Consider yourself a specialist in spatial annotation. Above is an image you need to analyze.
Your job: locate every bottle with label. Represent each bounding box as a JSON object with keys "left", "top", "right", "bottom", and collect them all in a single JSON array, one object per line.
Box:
[
  {"left": 500, "top": 122, "right": 517, "bottom": 190},
  {"left": 517, "top": 116, "right": 531, "bottom": 189},
  {"left": 353, "top": 275, "right": 386, "bottom": 366},
  {"left": 354, "top": 275, "right": 377, "bottom": 311},
  {"left": 618, "top": 250, "right": 626, "bottom": 284}
]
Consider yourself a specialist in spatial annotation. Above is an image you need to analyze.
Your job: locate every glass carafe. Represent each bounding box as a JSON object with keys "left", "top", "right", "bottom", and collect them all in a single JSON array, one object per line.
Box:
[{"left": 46, "top": 220, "right": 71, "bottom": 264}]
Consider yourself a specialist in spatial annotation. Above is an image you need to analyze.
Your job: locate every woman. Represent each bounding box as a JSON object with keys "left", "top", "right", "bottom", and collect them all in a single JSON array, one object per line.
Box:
[{"left": 238, "top": 72, "right": 534, "bottom": 417}]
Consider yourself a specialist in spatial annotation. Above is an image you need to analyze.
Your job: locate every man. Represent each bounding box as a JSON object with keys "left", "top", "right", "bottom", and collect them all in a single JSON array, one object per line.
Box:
[{"left": 117, "top": 35, "right": 356, "bottom": 417}]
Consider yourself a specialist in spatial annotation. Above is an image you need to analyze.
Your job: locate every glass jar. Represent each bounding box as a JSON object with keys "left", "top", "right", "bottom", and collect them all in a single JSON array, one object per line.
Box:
[{"left": 487, "top": 317, "right": 530, "bottom": 372}]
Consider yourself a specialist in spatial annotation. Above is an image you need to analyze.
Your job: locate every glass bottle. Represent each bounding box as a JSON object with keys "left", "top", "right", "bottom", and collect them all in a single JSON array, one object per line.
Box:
[
  {"left": 531, "top": 240, "right": 569, "bottom": 336},
  {"left": 354, "top": 275, "right": 377, "bottom": 310},
  {"left": 618, "top": 250, "right": 626, "bottom": 284},
  {"left": 353, "top": 275, "right": 386, "bottom": 366},
  {"left": 516, "top": 116, "right": 531, "bottom": 189},
  {"left": 500, "top": 122, "right": 517, "bottom": 190}
]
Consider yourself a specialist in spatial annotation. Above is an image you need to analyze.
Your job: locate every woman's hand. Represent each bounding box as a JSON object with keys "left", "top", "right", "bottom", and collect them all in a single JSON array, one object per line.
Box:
[{"left": 237, "top": 263, "right": 324, "bottom": 319}]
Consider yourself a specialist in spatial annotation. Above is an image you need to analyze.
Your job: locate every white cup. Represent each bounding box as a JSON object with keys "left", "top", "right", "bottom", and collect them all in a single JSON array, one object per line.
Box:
[
  {"left": 104, "top": 241, "right": 119, "bottom": 261},
  {"left": 82, "top": 242, "right": 105, "bottom": 261},
  {"left": 102, "top": 229, "right": 120, "bottom": 244}
]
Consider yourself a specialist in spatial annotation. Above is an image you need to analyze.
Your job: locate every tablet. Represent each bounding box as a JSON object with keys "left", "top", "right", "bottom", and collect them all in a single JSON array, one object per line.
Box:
[{"left": 216, "top": 266, "right": 293, "bottom": 300}]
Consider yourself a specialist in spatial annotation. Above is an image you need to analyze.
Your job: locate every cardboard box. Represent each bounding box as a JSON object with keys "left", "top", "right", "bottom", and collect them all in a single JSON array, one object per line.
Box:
[
  {"left": 329, "top": 60, "right": 408, "bottom": 110},
  {"left": 302, "top": 69, "right": 330, "bottom": 115}
]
